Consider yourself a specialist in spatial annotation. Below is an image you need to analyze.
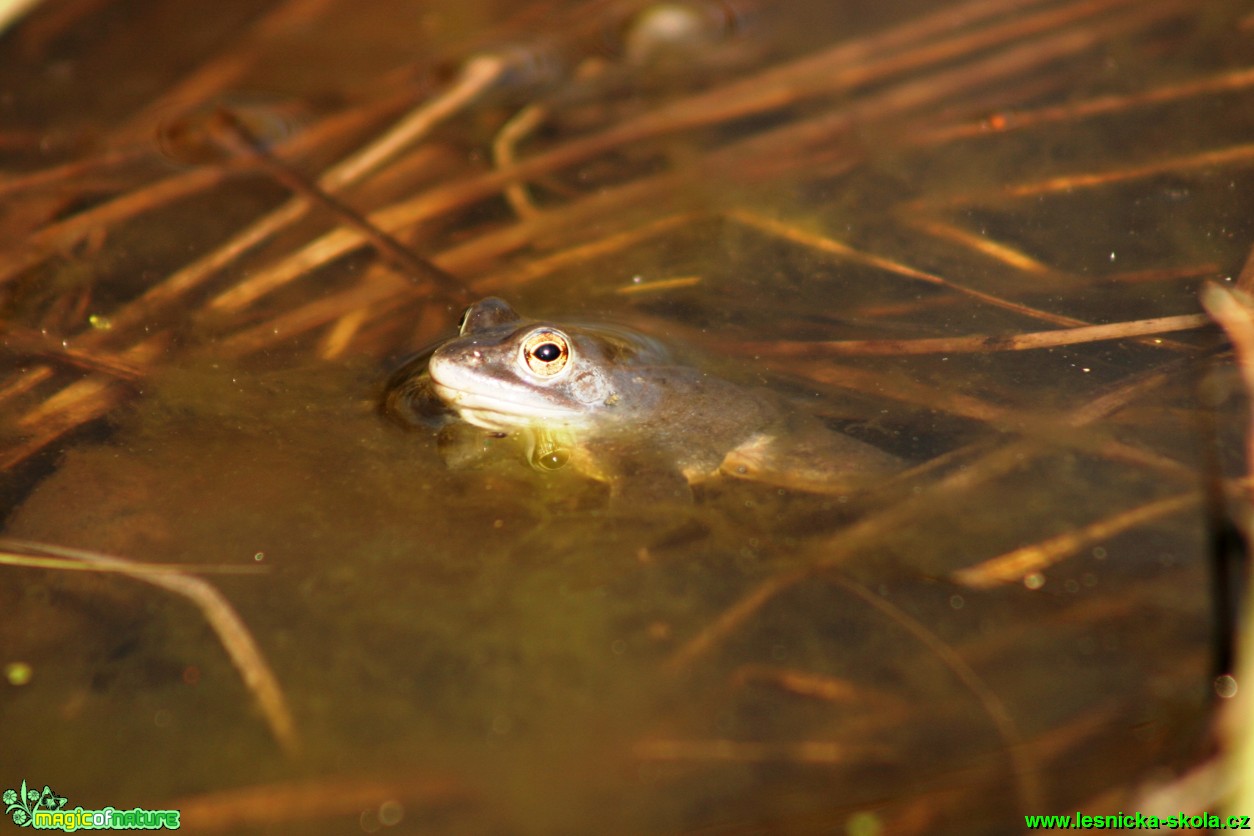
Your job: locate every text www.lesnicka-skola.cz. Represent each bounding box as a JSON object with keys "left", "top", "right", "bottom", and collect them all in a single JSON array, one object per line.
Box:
[{"left": 1024, "top": 812, "right": 1251, "bottom": 830}]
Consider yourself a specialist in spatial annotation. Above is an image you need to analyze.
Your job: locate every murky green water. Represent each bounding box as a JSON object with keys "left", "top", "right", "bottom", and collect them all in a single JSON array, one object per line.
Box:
[{"left": 2, "top": 0, "right": 1251, "bottom": 832}]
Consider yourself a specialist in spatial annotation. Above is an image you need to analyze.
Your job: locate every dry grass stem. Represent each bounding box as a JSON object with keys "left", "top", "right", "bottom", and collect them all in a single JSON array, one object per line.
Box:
[
  {"left": 1106, "top": 264, "right": 1220, "bottom": 285},
  {"left": 0, "top": 145, "right": 151, "bottom": 198},
  {"left": 117, "top": 50, "right": 496, "bottom": 318},
  {"left": 207, "top": 160, "right": 690, "bottom": 314},
  {"left": 951, "top": 491, "right": 1203, "bottom": 589},
  {"left": 1, "top": 323, "right": 147, "bottom": 382},
  {"left": 2, "top": 336, "right": 165, "bottom": 471},
  {"left": 15, "top": 375, "right": 115, "bottom": 432},
  {"left": 1201, "top": 261, "right": 1254, "bottom": 824},
  {"left": 322, "top": 53, "right": 509, "bottom": 192},
  {"left": 1235, "top": 244, "right": 1254, "bottom": 294},
  {"left": 765, "top": 0, "right": 1197, "bottom": 161},
  {"left": 732, "top": 664, "right": 903, "bottom": 708},
  {"left": 493, "top": 103, "right": 548, "bottom": 219},
  {"left": 214, "top": 0, "right": 1169, "bottom": 316},
  {"left": 0, "top": 538, "right": 296, "bottom": 754},
  {"left": 715, "top": 213, "right": 1202, "bottom": 354},
  {"left": 632, "top": 738, "right": 892, "bottom": 764},
  {"left": 663, "top": 448, "right": 1033, "bottom": 674},
  {"left": 0, "top": 0, "right": 51, "bottom": 38},
  {"left": 0, "top": 551, "right": 266, "bottom": 575},
  {"left": 734, "top": 313, "right": 1212, "bottom": 357},
  {"left": 172, "top": 772, "right": 471, "bottom": 831},
  {"left": 1202, "top": 283, "right": 1254, "bottom": 496},
  {"left": 907, "top": 217, "right": 1053, "bottom": 275},
  {"left": 831, "top": 575, "right": 1041, "bottom": 812},
  {"left": 726, "top": 209, "right": 1097, "bottom": 329},
  {"left": 666, "top": 344, "right": 1199, "bottom": 672},
  {"left": 473, "top": 213, "right": 702, "bottom": 292},
  {"left": 0, "top": 367, "right": 55, "bottom": 407},
  {"left": 665, "top": 566, "right": 811, "bottom": 673},
  {"left": 317, "top": 306, "right": 370, "bottom": 360},
  {"left": 230, "top": 212, "right": 702, "bottom": 358},
  {"left": 1, "top": 162, "right": 254, "bottom": 288},
  {"left": 1, "top": 97, "right": 398, "bottom": 292},
  {"left": 112, "top": 0, "right": 342, "bottom": 141},
  {"left": 614, "top": 276, "right": 703, "bottom": 295},
  {"left": 209, "top": 109, "right": 473, "bottom": 304},
  {"left": 922, "top": 143, "right": 1254, "bottom": 209},
  {"left": 216, "top": 267, "right": 412, "bottom": 359},
  {"left": 1006, "top": 142, "right": 1254, "bottom": 198},
  {"left": 490, "top": 0, "right": 1064, "bottom": 180},
  {"left": 913, "top": 65, "right": 1254, "bottom": 146},
  {"left": 190, "top": 0, "right": 1185, "bottom": 322}
]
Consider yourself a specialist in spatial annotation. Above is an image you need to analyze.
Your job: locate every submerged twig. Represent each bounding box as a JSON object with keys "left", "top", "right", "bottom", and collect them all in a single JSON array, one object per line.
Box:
[
  {"left": 112, "top": 0, "right": 343, "bottom": 142},
  {"left": 951, "top": 491, "right": 1203, "bottom": 589},
  {"left": 0, "top": 551, "right": 265, "bottom": 575},
  {"left": 830, "top": 575, "right": 1041, "bottom": 813},
  {"left": 667, "top": 348, "right": 1204, "bottom": 671},
  {"left": 1202, "top": 283, "right": 1254, "bottom": 500},
  {"left": 912, "top": 65, "right": 1254, "bottom": 147},
  {"left": 0, "top": 336, "right": 166, "bottom": 472},
  {"left": 633, "top": 738, "right": 892, "bottom": 764},
  {"left": 105, "top": 53, "right": 509, "bottom": 326},
  {"left": 919, "top": 142, "right": 1254, "bottom": 209},
  {"left": 726, "top": 209, "right": 1098, "bottom": 329},
  {"left": 203, "top": 0, "right": 1184, "bottom": 317},
  {"left": 0, "top": 94, "right": 401, "bottom": 291},
  {"left": 907, "top": 216, "right": 1053, "bottom": 275},
  {"left": 732, "top": 665, "right": 876, "bottom": 704},
  {"left": 0, "top": 538, "right": 297, "bottom": 755},
  {"left": 172, "top": 771, "right": 472, "bottom": 831},
  {"left": 209, "top": 108, "right": 473, "bottom": 305},
  {"left": 0, "top": 323, "right": 147, "bottom": 383},
  {"left": 729, "top": 313, "right": 1212, "bottom": 357},
  {"left": 493, "top": 103, "right": 548, "bottom": 220}
]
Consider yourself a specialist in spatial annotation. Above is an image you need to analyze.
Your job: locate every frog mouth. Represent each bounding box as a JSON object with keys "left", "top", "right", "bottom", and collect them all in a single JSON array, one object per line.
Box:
[{"left": 429, "top": 378, "right": 583, "bottom": 430}]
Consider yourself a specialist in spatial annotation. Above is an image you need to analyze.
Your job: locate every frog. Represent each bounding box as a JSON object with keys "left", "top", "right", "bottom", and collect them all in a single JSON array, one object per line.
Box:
[{"left": 383, "top": 297, "right": 902, "bottom": 501}]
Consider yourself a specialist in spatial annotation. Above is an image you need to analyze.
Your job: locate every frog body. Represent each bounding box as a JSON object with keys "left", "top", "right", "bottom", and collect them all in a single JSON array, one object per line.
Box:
[{"left": 384, "top": 298, "right": 900, "bottom": 499}]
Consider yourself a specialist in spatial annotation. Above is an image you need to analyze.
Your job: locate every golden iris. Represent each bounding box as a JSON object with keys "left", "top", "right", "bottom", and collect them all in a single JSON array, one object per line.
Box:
[{"left": 521, "top": 329, "right": 570, "bottom": 376}]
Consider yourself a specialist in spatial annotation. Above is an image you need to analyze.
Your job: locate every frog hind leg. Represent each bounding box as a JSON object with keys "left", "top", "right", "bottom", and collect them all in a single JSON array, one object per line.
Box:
[
  {"left": 610, "top": 459, "right": 694, "bottom": 504},
  {"left": 720, "top": 430, "right": 902, "bottom": 494},
  {"left": 574, "top": 444, "right": 694, "bottom": 504}
]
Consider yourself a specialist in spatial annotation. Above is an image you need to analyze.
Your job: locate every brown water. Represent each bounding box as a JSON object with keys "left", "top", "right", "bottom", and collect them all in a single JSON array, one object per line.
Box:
[{"left": 1, "top": 0, "right": 1251, "bottom": 832}]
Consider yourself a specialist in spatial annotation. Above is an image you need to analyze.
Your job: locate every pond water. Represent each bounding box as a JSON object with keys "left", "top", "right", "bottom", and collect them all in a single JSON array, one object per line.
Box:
[{"left": 1, "top": 0, "right": 1251, "bottom": 832}]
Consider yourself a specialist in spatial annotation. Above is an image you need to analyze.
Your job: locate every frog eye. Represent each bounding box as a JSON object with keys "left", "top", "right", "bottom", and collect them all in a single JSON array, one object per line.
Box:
[
  {"left": 456, "top": 306, "right": 472, "bottom": 334},
  {"left": 532, "top": 447, "right": 570, "bottom": 471},
  {"left": 521, "top": 329, "right": 571, "bottom": 377}
]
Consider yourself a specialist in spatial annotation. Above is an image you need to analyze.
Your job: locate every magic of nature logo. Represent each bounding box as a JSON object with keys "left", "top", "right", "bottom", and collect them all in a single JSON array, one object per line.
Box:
[{"left": 3, "top": 781, "right": 179, "bottom": 831}]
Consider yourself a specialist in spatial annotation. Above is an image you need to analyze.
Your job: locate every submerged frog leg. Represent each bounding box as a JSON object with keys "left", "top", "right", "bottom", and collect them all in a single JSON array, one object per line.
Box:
[
  {"left": 572, "top": 443, "right": 694, "bottom": 504},
  {"left": 721, "top": 426, "right": 902, "bottom": 494},
  {"left": 609, "top": 463, "right": 694, "bottom": 504}
]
